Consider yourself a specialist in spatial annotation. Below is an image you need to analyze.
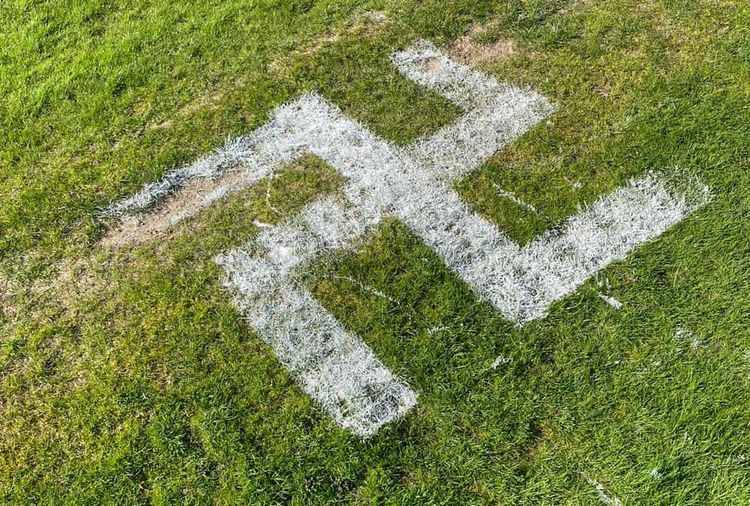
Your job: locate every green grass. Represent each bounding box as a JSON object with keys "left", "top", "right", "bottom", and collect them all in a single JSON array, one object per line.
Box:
[{"left": 2, "top": 0, "right": 750, "bottom": 503}]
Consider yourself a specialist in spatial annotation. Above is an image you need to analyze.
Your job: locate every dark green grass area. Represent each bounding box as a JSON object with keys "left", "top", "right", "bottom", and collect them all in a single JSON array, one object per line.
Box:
[{"left": 2, "top": 0, "right": 750, "bottom": 503}]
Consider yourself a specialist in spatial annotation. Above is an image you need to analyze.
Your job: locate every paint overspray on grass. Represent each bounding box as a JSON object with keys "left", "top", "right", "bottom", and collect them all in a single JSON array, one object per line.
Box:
[
  {"left": 599, "top": 294, "right": 623, "bottom": 310},
  {"left": 493, "top": 183, "right": 539, "bottom": 214},
  {"left": 675, "top": 325, "right": 700, "bottom": 350},
  {"left": 585, "top": 476, "right": 623, "bottom": 506},
  {"left": 491, "top": 356, "right": 512, "bottom": 368}
]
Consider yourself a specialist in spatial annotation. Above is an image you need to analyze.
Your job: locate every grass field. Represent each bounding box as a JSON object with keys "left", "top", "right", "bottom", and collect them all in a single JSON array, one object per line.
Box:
[{"left": 2, "top": 0, "right": 750, "bottom": 503}]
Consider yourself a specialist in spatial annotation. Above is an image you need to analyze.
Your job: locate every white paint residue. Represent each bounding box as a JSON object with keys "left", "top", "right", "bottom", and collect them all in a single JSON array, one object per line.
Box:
[
  {"left": 599, "top": 294, "right": 623, "bottom": 310},
  {"left": 103, "top": 136, "right": 272, "bottom": 219},
  {"left": 252, "top": 220, "right": 273, "bottom": 229},
  {"left": 265, "top": 177, "right": 282, "bottom": 216},
  {"left": 106, "top": 40, "right": 710, "bottom": 436},
  {"left": 398, "top": 42, "right": 554, "bottom": 183},
  {"left": 565, "top": 175, "right": 583, "bottom": 189},
  {"left": 426, "top": 325, "right": 449, "bottom": 336},
  {"left": 332, "top": 275, "right": 395, "bottom": 303},
  {"left": 493, "top": 184, "right": 539, "bottom": 214},
  {"left": 491, "top": 356, "right": 512, "bottom": 368},
  {"left": 675, "top": 325, "right": 700, "bottom": 350},
  {"left": 586, "top": 477, "right": 623, "bottom": 506}
]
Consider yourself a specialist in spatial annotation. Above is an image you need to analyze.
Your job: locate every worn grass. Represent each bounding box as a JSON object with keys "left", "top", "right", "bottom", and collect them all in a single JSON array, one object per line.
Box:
[{"left": 2, "top": 0, "right": 750, "bottom": 503}]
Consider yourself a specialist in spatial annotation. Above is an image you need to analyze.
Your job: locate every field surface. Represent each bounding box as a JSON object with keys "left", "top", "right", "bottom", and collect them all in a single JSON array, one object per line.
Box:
[{"left": 2, "top": 0, "right": 750, "bottom": 504}]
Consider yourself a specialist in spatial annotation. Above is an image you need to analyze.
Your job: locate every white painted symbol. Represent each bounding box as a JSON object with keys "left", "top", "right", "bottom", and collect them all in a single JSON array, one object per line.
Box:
[{"left": 107, "top": 41, "right": 710, "bottom": 436}]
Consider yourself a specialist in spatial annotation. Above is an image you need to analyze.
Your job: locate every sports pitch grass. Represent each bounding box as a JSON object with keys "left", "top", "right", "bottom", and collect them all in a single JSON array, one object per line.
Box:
[{"left": 2, "top": 0, "right": 750, "bottom": 503}]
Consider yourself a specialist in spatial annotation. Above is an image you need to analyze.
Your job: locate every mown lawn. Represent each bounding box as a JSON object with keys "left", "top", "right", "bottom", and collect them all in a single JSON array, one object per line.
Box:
[{"left": 2, "top": 0, "right": 750, "bottom": 503}]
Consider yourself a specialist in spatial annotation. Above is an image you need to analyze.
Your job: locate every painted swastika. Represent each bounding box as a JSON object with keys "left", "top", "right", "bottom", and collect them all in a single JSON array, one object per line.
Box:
[{"left": 107, "top": 41, "right": 710, "bottom": 437}]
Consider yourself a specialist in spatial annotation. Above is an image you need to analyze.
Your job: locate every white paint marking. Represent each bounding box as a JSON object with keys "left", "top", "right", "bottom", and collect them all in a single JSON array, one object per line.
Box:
[
  {"left": 491, "top": 356, "right": 512, "bottom": 369},
  {"left": 599, "top": 294, "right": 623, "bottom": 310},
  {"left": 103, "top": 137, "right": 270, "bottom": 219},
  {"left": 675, "top": 325, "right": 700, "bottom": 350},
  {"left": 493, "top": 184, "right": 539, "bottom": 214},
  {"left": 586, "top": 477, "right": 623, "bottom": 506},
  {"left": 107, "top": 40, "right": 710, "bottom": 436},
  {"left": 426, "top": 325, "right": 449, "bottom": 336},
  {"left": 397, "top": 42, "right": 554, "bottom": 182},
  {"left": 252, "top": 220, "right": 274, "bottom": 229},
  {"left": 215, "top": 193, "right": 413, "bottom": 437},
  {"left": 332, "top": 275, "right": 396, "bottom": 303},
  {"left": 265, "top": 177, "right": 282, "bottom": 216}
]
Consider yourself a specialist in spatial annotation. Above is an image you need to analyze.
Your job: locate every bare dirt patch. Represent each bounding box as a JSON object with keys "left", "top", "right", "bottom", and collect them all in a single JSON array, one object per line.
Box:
[
  {"left": 450, "top": 25, "right": 516, "bottom": 66},
  {"left": 101, "top": 169, "right": 253, "bottom": 249},
  {"left": 420, "top": 57, "right": 445, "bottom": 74}
]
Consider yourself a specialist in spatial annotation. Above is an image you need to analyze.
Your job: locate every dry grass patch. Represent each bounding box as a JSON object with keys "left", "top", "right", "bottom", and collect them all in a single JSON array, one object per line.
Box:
[
  {"left": 101, "top": 170, "right": 253, "bottom": 248},
  {"left": 450, "top": 24, "right": 516, "bottom": 65}
]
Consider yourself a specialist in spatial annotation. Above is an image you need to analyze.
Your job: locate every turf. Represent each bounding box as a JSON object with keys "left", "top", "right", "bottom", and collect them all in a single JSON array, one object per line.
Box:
[{"left": 1, "top": 0, "right": 750, "bottom": 503}]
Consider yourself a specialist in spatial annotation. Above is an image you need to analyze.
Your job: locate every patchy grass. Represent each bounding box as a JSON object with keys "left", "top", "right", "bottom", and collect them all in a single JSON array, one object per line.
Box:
[{"left": 2, "top": 0, "right": 750, "bottom": 503}]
